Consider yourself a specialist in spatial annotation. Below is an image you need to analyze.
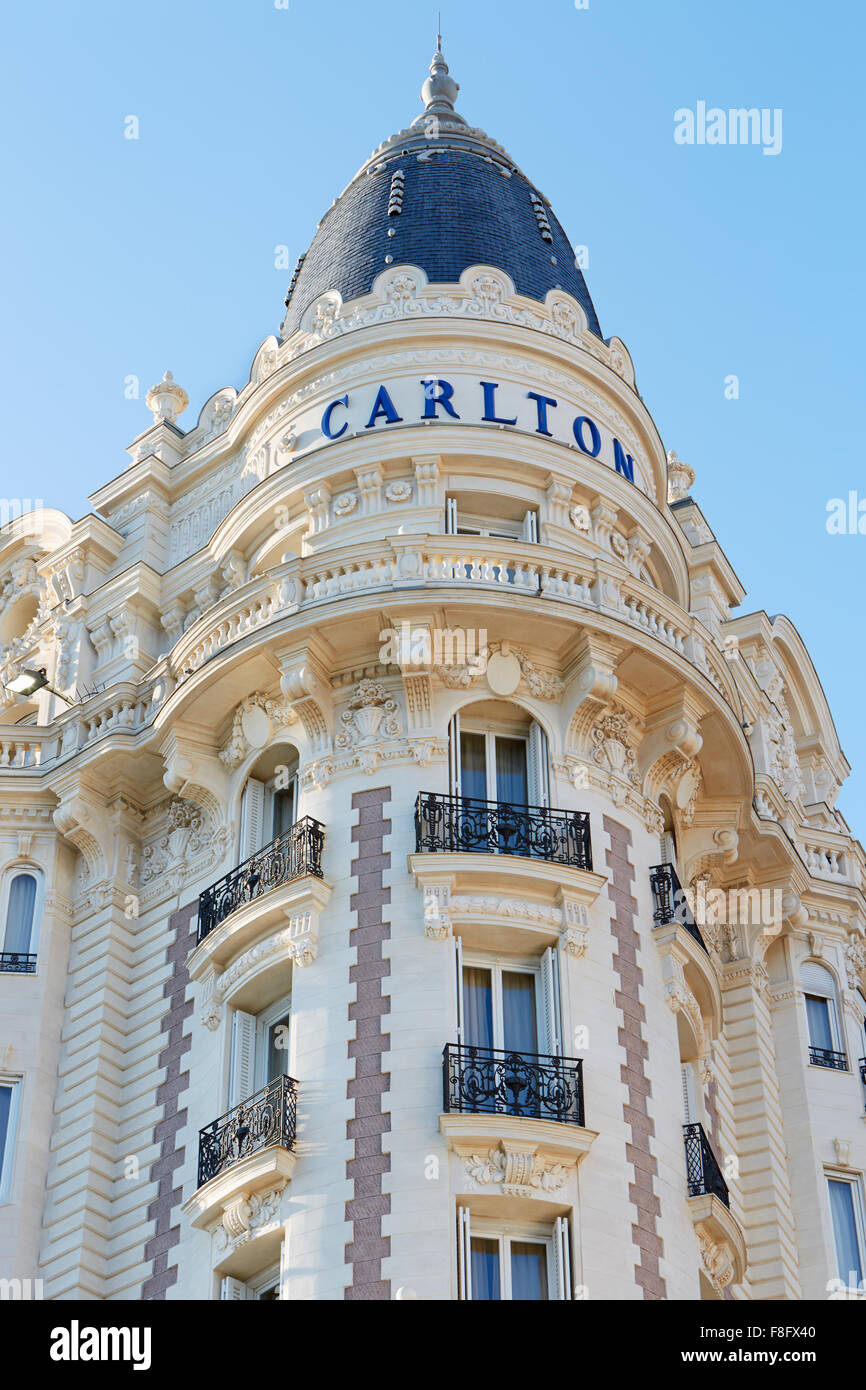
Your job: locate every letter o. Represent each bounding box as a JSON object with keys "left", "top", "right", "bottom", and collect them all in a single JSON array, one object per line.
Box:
[{"left": 573, "top": 415, "right": 601, "bottom": 457}]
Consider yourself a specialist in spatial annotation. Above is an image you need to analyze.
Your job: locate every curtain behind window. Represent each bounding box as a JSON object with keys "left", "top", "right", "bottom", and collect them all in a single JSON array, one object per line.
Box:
[
  {"left": 3, "top": 874, "right": 36, "bottom": 955},
  {"left": 462, "top": 967, "right": 493, "bottom": 1049},
  {"left": 828, "top": 1180, "right": 863, "bottom": 1285},
  {"left": 469, "top": 1237, "right": 500, "bottom": 1300},
  {"left": 0, "top": 1086, "right": 11, "bottom": 1176},
  {"left": 510, "top": 1241, "right": 548, "bottom": 1300},
  {"left": 805, "top": 995, "right": 834, "bottom": 1052}
]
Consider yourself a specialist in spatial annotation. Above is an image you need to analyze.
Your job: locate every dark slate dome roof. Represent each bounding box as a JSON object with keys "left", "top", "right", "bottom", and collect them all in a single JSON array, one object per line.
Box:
[{"left": 281, "top": 44, "right": 601, "bottom": 340}]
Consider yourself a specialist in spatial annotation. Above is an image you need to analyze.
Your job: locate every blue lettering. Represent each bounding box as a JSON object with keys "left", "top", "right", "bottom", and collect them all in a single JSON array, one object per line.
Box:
[
  {"left": 480, "top": 381, "right": 517, "bottom": 425},
  {"left": 527, "top": 391, "right": 558, "bottom": 437},
  {"left": 421, "top": 379, "right": 460, "bottom": 420},
  {"left": 613, "top": 438, "right": 636, "bottom": 483},
  {"left": 573, "top": 415, "right": 601, "bottom": 457},
  {"left": 365, "top": 385, "right": 404, "bottom": 429},
  {"left": 322, "top": 395, "right": 349, "bottom": 440}
]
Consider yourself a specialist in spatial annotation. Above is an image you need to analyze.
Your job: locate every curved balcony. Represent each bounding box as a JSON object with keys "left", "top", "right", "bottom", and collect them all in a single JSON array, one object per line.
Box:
[
  {"left": 415, "top": 792, "right": 591, "bottom": 870},
  {"left": 683, "top": 1122, "right": 728, "bottom": 1207},
  {"left": 185, "top": 1075, "right": 298, "bottom": 1233},
  {"left": 443, "top": 1043, "right": 585, "bottom": 1127},
  {"left": 650, "top": 863, "right": 706, "bottom": 953},
  {"left": 198, "top": 817, "right": 324, "bottom": 945}
]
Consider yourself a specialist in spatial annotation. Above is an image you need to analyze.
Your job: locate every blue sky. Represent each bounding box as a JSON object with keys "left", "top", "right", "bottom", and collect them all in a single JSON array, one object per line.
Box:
[{"left": 1, "top": 0, "right": 864, "bottom": 832}]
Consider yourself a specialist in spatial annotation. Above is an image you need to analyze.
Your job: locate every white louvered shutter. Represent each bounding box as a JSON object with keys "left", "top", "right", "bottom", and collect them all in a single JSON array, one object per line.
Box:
[
  {"left": 457, "top": 1206, "right": 472, "bottom": 1300},
  {"left": 522, "top": 509, "right": 539, "bottom": 543},
  {"left": 659, "top": 831, "right": 676, "bottom": 866},
  {"left": 681, "top": 1063, "right": 697, "bottom": 1125},
  {"left": 453, "top": 934, "right": 464, "bottom": 1046},
  {"left": 449, "top": 714, "right": 462, "bottom": 796},
  {"left": 229, "top": 1009, "right": 258, "bottom": 1107},
  {"left": 221, "top": 1276, "right": 248, "bottom": 1300},
  {"left": 553, "top": 1217, "right": 573, "bottom": 1300},
  {"left": 240, "top": 777, "right": 266, "bottom": 858},
  {"left": 541, "top": 946, "right": 563, "bottom": 1058},
  {"left": 445, "top": 497, "right": 458, "bottom": 535},
  {"left": 528, "top": 721, "right": 550, "bottom": 808}
]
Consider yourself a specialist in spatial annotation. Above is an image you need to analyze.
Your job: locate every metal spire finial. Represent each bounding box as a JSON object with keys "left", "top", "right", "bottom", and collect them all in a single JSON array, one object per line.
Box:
[{"left": 418, "top": 24, "right": 464, "bottom": 123}]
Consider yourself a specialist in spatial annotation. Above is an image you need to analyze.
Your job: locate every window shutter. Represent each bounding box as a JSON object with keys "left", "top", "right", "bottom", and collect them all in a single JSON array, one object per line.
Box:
[
  {"left": 229, "top": 1010, "right": 258, "bottom": 1107},
  {"left": 541, "top": 946, "right": 563, "bottom": 1057},
  {"left": 457, "top": 1206, "right": 472, "bottom": 1300},
  {"left": 659, "top": 831, "right": 676, "bottom": 866},
  {"left": 453, "top": 934, "right": 464, "bottom": 1046},
  {"left": 522, "top": 509, "right": 539, "bottom": 543},
  {"left": 681, "top": 1063, "right": 697, "bottom": 1125},
  {"left": 801, "top": 962, "right": 835, "bottom": 996},
  {"left": 553, "top": 1216, "right": 573, "bottom": 1300},
  {"left": 240, "top": 778, "right": 266, "bottom": 858},
  {"left": 445, "top": 497, "right": 458, "bottom": 536},
  {"left": 221, "top": 1276, "right": 249, "bottom": 1300},
  {"left": 527, "top": 721, "right": 549, "bottom": 808},
  {"left": 449, "top": 714, "right": 462, "bottom": 797}
]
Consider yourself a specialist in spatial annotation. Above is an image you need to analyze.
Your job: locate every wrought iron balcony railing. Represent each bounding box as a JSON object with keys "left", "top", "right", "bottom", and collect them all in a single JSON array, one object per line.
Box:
[
  {"left": 649, "top": 862, "right": 708, "bottom": 955},
  {"left": 0, "top": 952, "right": 37, "bottom": 974},
  {"left": 415, "top": 792, "right": 592, "bottom": 871},
  {"left": 683, "top": 1122, "right": 729, "bottom": 1208},
  {"left": 443, "top": 1043, "right": 585, "bottom": 1127},
  {"left": 860, "top": 1059, "right": 866, "bottom": 1108},
  {"left": 809, "top": 1046, "right": 849, "bottom": 1071},
  {"left": 197, "top": 1074, "right": 298, "bottom": 1188},
  {"left": 197, "top": 817, "right": 324, "bottom": 945}
]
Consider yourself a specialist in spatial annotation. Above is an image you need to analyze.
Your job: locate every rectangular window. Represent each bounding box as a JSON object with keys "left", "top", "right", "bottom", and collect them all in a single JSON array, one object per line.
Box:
[
  {"left": 806, "top": 995, "right": 835, "bottom": 1053},
  {"left": 828, "top": 1177, "right": 865, "bottom": 1288},
  {"left": 0, "top": 1080, "right": 21, "bottom": 1202},
  {"left": 457, "top": 1210, "right": 571, "bottom": 1300}
]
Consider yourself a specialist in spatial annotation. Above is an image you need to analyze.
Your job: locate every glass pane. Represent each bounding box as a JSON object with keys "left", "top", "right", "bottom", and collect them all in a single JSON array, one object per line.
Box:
[
  {"left": 267, "top": 1014, "right": 291, "bottom": 1081},
  {"left": 0, "top": 1086, "right": 11, "bottom": 1179},
  {"left": 502, "top": 971, "right": 537, "bottom": 1054},
  {"left": 828, "top": 1180, "right": 863, "bottom": 1286},
  {"left": 460, "top": 733, "right": 487, "bottom": 802},
  {"left": 806, "top": 996, "right": 834, "bottom": 1052},
  {"left": 462, "top": 967, "right": 493, "bottom": 1049},
  {"left": 470, "top": 1237, "right": 501, "bottom": 1300},
  {"left": 495, "top": 737, "right": 528, "bottom": 806},
  {"left": 3, "top": 874, "right": 36, "bottom": 955},
  {"left": 272, "top": 787, "right": 295, "bottom": 839},
  {"left": 510, "top": 1241, "right": 548, "bottom": 1300},
  {"left": 257, "top": 1282, "right": 280, "bottom": 1301}
]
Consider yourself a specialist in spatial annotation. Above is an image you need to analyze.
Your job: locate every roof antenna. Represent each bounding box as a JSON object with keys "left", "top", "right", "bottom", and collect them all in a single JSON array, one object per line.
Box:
[{"left": 437, "top": 11, "right": 442, "bottom": 53}]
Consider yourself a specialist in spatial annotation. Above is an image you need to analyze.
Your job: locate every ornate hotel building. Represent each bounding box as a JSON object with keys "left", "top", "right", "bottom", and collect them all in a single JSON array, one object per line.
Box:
[{"left": 1, "top": 45, "right": 865, "bottom": 1304}]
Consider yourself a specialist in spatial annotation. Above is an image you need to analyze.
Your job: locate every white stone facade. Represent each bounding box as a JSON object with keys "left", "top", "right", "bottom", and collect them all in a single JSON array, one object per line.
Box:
[{"left": 1, "top": 59, "right": 865, "bottom": 1305}]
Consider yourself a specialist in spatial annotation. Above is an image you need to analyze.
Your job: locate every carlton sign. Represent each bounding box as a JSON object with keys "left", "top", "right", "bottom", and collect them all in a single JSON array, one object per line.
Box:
[{"left": 319, "top": 377, "right": 642, "bottom": 487}]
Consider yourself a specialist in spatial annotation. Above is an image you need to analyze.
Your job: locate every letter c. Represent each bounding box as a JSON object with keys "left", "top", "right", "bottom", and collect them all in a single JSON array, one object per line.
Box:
[{"left": 322, "top": 395, "right": 349, "bottom": 440}]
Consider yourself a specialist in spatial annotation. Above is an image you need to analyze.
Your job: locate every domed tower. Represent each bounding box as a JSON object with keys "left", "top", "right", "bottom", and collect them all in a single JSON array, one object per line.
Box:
[{"left": 4, "top": 44, "right": 865, "bottom": 1306}]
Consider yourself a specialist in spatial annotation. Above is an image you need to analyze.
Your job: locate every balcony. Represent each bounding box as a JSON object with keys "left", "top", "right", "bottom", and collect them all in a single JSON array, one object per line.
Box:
[
  {"left": 860, "top": 1059, "right": 866, "bottom": 1109},
  {"left": 197, "top": 1075, "right": 298, "bottom": 1189},
  {"left": 197, "top": 817, "right": 324, "bottom": 946},
  {"left": 415, "top": 793, "right": 592, "bottom": 870},
  {"left": 809, "top": 1046, "right": 849, "bottom": 1072},
  {"left": 443, "top": 1043, "right": 585, "bottom": 1127},
  {"left": 650, "top": 863, "right": 707, "bottom": 954},
  {"left": 0, "top": 952, "right": 36, "bottom": 974},
  {"left": 683, "top": 1122, "right": 729, "bottom": 1208}
]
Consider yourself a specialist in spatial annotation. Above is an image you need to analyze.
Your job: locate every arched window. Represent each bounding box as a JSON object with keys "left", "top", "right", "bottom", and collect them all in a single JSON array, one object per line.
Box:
[
  {"left": 1, "top": 870, "right": 40, "bottom": 970},
  {"left": 449, "top": 704, "right": 549, "bottom": 808},
  {"left": 239, "top": 748, "right": 300, "bottom": 860},
  {"left": 802, "top": 962, "right": 846, "bottom": 1069}
]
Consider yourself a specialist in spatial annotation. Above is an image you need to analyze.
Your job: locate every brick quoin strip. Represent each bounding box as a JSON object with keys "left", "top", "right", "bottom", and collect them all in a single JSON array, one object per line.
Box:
[
  {"left": 604, "top": 815, "right": 667, "bottom": 1301},
  {"left": 345, "top": 787, "right": 392, "bottom": 1300},
  {"left": 142, "top": 900, "right": 197, "bottom": 1299}
]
